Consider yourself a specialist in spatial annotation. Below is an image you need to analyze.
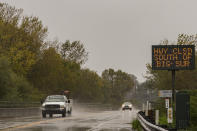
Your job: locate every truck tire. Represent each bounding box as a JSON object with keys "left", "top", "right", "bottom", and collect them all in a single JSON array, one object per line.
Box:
[
  {"left": 42, "top": 111, "right": 46, "bottom": 118},
  {"left": 49, "top": 113, "right": 53, "bottom": 117}
]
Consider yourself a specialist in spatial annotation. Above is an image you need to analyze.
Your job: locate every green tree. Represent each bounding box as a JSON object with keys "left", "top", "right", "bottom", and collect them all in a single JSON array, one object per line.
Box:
[
  {"left": 102, "top": 69, "right": 135, "bottom": 103},
  {"left": 0, "top": 2, "right": 138, "bottom": 105},
  {"left": 0, "top": 3, "right": 47, "bottom": 76},
  {"left": 0, "top": 56, "right": 17, "bottom": 100},
  {"left": 0, "top": 56, "right": 36, "bottom": 101},
  {"left": 30, "top": 47, "right": 65, "bottom": 94},
  {"left": 60, "top": 40, "right": 88, "bottom": 65},
  {"left": 0, "top": 3, "right": 22, "bottom": 26},
  {"left": 73, "top": 69, "right": 104, "bottom": 101}
]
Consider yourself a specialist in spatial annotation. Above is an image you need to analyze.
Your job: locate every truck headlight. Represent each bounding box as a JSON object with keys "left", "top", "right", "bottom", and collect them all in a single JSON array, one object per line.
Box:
[
  {"left": 41, "top": 105, "right": 45, "bottom": 110},
  {"left": 60, "top": 105, "right": 65, "bottom": 108}
]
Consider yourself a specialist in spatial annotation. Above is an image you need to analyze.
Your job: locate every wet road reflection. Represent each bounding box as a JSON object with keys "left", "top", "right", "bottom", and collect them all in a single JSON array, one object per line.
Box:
[
  {"left": 0, "top": 107, "right": 41, "bottom": 129},
  {"left": 0, "top": 104, "right": 138, "bottom": 131}
]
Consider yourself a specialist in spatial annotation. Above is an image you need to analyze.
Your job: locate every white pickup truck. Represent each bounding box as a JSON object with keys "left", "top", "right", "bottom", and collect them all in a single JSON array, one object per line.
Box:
[{"left": 41, "top": 95, "right": 72, "bottom": 118}]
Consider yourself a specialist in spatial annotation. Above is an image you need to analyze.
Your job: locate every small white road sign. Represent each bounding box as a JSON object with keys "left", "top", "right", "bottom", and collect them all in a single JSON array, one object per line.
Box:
[
  {"left": 168, "top": 107, "right": 173, "bottom": 123},
  {"left": 158, "top": 90, "right": 172, "bottom": 98},
  {"left": 165, "top": 98, "right": 169, "bottom": 108}
]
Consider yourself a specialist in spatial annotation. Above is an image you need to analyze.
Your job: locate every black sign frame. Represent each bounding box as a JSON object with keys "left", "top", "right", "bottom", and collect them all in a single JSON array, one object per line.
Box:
[{"left": 152, "top": 45, "right": 195, "bottom": 70}]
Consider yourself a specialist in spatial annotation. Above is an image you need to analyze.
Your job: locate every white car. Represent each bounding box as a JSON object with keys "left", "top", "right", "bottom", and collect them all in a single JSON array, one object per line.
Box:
[
  {"left": 41, "top": 95, "right": 72, "bottom": 118},
  {"left": 122, "top": 102, "right": 132, "bottom": 111}
]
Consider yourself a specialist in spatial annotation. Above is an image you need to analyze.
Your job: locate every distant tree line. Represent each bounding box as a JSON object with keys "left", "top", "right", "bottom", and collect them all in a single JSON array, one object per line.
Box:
[{"left": 0, "top": 3, "right": 136, "bottom": 104}]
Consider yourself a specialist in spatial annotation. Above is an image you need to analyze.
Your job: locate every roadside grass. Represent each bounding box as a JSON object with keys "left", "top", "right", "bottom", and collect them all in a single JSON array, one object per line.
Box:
[
  {"left": 159, "top": 113, "right": 176, "bottom": 129},
  {"left": 187, "top": 90, "right": 197, "bottom": 131},
  {"left": 159, "top": 114, "right": 168, "bottom": 125},
  {"left": 131, "top": 119, "right": 143, "bottom": 131}
]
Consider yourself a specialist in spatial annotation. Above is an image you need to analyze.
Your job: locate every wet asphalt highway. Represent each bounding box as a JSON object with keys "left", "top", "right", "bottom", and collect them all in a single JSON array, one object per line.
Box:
[{"left": 0, "top": 104, "right": 138, "bottom": 131}]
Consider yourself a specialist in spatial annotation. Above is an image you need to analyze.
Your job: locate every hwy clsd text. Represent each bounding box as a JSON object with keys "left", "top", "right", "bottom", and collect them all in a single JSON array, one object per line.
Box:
[{"left": 153, "top": 47, "right": 193, "bottom": 68}]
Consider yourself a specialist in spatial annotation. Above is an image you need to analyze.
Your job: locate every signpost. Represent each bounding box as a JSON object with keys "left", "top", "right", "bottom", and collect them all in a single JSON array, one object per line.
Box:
[{"left": 152, "top": 45, "right": 195, "bottom": 128}]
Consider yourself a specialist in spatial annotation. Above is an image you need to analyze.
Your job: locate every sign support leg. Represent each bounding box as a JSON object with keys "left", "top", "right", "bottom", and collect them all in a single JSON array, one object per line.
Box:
[
  {"left": 172, "top": 70, "right": 175, "bottom": 103},
  {"left": 172, "top": 70, "right": 176, "bottom": 128}
]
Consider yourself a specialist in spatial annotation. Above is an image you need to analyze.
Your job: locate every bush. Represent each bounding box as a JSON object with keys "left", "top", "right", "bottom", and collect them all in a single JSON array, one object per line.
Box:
[
  {"left": 187, "top": 90, "right": 197, "bottom": 130},
  {"left": 132, "top": 119, "right": 142, "bottom": 131}
]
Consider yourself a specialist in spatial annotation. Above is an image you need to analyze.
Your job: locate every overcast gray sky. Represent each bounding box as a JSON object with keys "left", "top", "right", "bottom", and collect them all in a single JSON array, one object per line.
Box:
[{"left": 2, "top": 0, "right": 197, "bottom": 82}]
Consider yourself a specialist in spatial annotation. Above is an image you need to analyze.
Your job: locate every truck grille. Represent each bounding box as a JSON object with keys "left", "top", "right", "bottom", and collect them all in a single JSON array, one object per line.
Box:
[{"left": 45, "top": 105, "right": 60, "bottom": 109}]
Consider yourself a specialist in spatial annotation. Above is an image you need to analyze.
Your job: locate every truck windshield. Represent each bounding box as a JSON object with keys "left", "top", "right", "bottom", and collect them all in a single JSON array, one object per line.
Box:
[{"left": 45, "top": 95, "right": 65, "bottom": 102}]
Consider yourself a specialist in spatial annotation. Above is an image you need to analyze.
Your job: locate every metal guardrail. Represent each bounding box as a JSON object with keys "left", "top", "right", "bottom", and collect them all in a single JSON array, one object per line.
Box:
[{"left": 137, "top": 111, "right": 169, "bottom": 131}]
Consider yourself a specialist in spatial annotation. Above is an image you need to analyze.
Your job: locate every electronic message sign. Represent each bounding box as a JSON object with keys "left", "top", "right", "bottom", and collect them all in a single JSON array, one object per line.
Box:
[{"left": 152, "top": 45, "right": 195, "bottom": 70}]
